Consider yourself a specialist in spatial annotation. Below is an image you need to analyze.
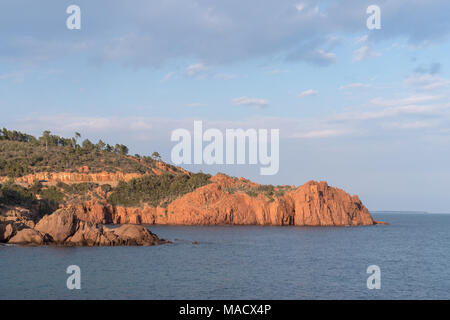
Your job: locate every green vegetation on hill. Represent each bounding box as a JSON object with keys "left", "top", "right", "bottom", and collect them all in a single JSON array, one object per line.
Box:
[
  {"left": 0, "top": 128, "right": 214, "bottom": 211},
  {"left": 225, "top": 183, "right": 294, "bottom": 202},
  {"left": 0, "top": 180, "right": 36, "bottom": 208},
  {"left": 108, "top": 172, "right": 212, "bottom": 207},
  {"left": 0, "top": 128, "right": 161, "bottom": 177},
  {"left": 0, "top": 181, "right": 65, "bottom": 216}
]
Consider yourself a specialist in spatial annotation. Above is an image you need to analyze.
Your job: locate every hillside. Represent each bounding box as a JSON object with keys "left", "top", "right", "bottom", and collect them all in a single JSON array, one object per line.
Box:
[
  {"left": 0, "top": 128, "right": 185, "bottom": 178},
  {"left": 0, "top": 128, "right": 383, "bottom": 226}
]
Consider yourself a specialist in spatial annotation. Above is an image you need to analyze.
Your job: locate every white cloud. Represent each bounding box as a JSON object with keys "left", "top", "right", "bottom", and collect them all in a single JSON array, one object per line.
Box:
[
  {"left": 353, "top": 46, "right": 381, "bottom": 61},
  {"left": 370, "top": 95, "right": 444, "bottom": 107},
  {"left": 339, "top": 83, "right": 371, "bottom": 90},
  {"left": 404, "top": 74, "right": 450, "bottom": 91},
  {"left": 186, "top": 63, "right": 208, "bottom": 77},
  {"left": 292, "top": 129, "right": 352, "bottom": 138},
  {"left": 383, "top": 121, "right": 438, "bottom": 129},
  {"left": 315, "top": 50, "right": 336, "bottom": 63},
  {"left": 336, "top": 105, "right": 444, "bottom": 122},
  {"left": 355, "top": 34, "right": 368, "bottom": 44},
  {"left": 298, "top": 89, "right": 318, "bottom": 97},
  {"left": 161, "top": 71, "right": 176, "bottom": 82},
  {"left": 295, "top": 3, "right": 305, "bottom": 12},
  {"left": 232, "top": 97, "right": 269, "bottom": 108},
  {"left": 0, "top": 70, "right": 29, "bottom": 83}
]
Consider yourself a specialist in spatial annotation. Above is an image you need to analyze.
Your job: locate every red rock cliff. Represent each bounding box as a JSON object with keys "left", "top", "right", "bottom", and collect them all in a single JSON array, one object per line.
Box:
[{"left": 71, "top": 174, "right": 379, "bottom": 226}]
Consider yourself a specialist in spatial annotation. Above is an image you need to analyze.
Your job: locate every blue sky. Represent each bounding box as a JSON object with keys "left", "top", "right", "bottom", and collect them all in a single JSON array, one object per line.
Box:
[{"left": 1, "top": 0, "right": 450, "bottom": 212}]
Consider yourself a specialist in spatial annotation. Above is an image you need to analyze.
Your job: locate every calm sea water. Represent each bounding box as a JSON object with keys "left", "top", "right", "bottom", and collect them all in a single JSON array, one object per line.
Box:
[{"left": 1, "top": 213, "right": 449, "bottom": 300}]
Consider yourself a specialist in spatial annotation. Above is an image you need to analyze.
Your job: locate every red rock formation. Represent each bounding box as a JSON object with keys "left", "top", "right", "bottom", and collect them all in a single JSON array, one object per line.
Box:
[
  {"left": 70, "top": 174, "right": 381, "bottom": 226},
  {"left": 0, "top": 161, "right": 189, "bottom": 186},
  {"left": 4, "top": 171, "right": 144, "bottom": 185},
  {"left": 5, "top": 208, "right": 166, "bottom": 246}
]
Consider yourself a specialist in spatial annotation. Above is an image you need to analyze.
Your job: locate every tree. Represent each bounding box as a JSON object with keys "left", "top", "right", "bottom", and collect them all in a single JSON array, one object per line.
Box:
[
  {"left": 96, "top": 140, "right": 106, "bottom": 151},
  {"left": 81, "top": 139, "right": 94, "bottom": 151},
  {"left": 151, "top": 151, "right": 162, "bottom": 161},
  {"left": 41, "top": 130, "right": 51, "bottom": 151},
  {"left": 114, "top": 144, "right": 129, "bottom": 155},
  {"left": 105, "top": 144, "right": 113, "bottom": 152},
  {"left": 72, "top": 132, "right": 81, "bottom": 149}
]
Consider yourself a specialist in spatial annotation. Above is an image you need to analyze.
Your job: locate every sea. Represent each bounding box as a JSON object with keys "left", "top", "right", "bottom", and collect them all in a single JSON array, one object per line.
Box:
[{"left": 1, "top": 213, "right": 449, "bottom": 299}]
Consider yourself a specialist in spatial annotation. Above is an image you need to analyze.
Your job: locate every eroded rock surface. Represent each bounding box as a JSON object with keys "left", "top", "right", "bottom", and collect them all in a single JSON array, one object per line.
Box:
[
  {"left": 70, "top": 175, "right": 384, "bottom": 226},
  {"left": 1, "top": 208, "right": 166, "bottom": 246}
]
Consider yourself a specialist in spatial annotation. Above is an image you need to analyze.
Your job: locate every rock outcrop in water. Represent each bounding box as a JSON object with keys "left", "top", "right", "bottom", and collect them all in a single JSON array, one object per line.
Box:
[
  {"left": 0, "top": 207, "right": 166, "bottom": 246},
  {"left": 70, "top": 174, "right": 382, "bottom": 226}
]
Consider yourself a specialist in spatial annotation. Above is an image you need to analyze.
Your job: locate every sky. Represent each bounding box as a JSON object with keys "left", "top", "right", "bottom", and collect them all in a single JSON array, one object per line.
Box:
[{"left": 1, "top": 0, "right": 450, "bottom": 212}]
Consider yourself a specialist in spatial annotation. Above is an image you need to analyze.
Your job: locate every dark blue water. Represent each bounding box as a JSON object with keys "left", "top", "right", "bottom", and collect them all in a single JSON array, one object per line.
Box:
[{"left": 1, "top": 213, "right": 449, "bottom": 299}]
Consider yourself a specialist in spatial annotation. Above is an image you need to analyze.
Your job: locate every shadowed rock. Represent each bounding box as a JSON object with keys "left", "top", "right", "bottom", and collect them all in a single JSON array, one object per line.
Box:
[
  {"left": 8, "top": 228, "right": 49, "bottom": 245},
  {"left": 3, "top": 208, "right": 166, "bottom": 246}
]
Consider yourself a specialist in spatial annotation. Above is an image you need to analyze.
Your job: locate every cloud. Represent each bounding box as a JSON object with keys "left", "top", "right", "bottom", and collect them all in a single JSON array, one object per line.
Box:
[
  {"left": 0, "top": 71, "right": 27, "bottom": 83},
  {"left": 339, "top": 83, "right": 371, "bottom": 90},
  {"left": 2, "top": 1, "right": 450, "bottom": 68},
  {"left": 298, "top": 89, "right": 318, "bottom": 97},
  {"left": 383, "top": 120, "right": 439, "bottom": 130},
  {"left": 355, "top": 34, "right": 368, "bottom": 44},
  {"left": 186, "top": 63, "right": 208, "bottom": 77},
  {"left": 288, "top": 48, "right": 336, "bottom": 66},
  {"left": 352, "top": 46, "right": 381, "bottom": 61},
  {"left": 370, "top": 95, "right": 444, "bottom": 107},
  {"left": 335, "top": 104, "right": 446, "bottom": 122},
  {"left": 292, "top": 129, "right": 352, "bottom": 138},
  {"left": 232, "top": 97, "right": 269, "bottom": 108},
  {"left": 295, "top": 3, "right": 306, "bottom": 12},
  {"left": 161, "top": 71, "right": 176, "bottom": 82},
  {"left": 404, "top": 74, "right": 450, "bottom": 91}
]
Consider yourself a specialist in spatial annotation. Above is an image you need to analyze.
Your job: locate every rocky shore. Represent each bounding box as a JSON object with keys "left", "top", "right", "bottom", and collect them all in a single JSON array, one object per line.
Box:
[
  {"left": 0, "top": 207, "right": 167, "bottom": 246},
  {"left": 0, "top": 175, "right": 387, "bottom": 247}
]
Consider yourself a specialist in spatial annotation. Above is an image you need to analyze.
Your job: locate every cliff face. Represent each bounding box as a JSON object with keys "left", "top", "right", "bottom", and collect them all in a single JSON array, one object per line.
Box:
[
  {"left": 71, "top": 174, "right": 379, "bottom": 226},
  {"left": 0, "top": 171, "right": 144, "bottom": 185},
  {"left": 0, "top": 161, "right": 190, "bottom": 185}
]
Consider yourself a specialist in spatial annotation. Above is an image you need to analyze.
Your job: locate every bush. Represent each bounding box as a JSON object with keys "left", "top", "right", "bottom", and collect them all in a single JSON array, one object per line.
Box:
[
  {"left": 0, "top": 182, "right": 37, "bottom": 208},
  {"left": 59, "top": 182, "right": 99, "bottom": 195},
  {"left": 108, "top": 172, "right": 211, "bottom": 207}
]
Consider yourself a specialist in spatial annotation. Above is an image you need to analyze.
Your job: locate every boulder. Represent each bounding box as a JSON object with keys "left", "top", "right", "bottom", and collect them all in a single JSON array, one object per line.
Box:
[
  {"left": 8, "top": 228, "right": 48, "bottom": 245},
  {"left": 0, "top": 223, "right": 14, "bottom": 242},
  {"left": 34, "top": 208, "right": 78, "bottom": 242},
  {"left": 65, "top": 221, "right": 105, "bottom": 246},
  {"left": 0, "top": 206, "right": 38, "bottom": 228},
  {"left": 28, "top": 208, "right": 164, "bottom": 246},
  {"left": 0, "top": 221, "right": 29, "bottom": 242},
  {"left": 112, "top": 224, "right": 162, "bottom": 246}
]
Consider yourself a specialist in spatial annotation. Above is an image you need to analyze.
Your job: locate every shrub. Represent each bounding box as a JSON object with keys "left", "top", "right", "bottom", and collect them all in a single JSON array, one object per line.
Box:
[
  {"left": 108, "top": 172, "right": 211, "bottom": 207},
  {"left": 0, "top": 182, "right": 37, "bottom": 208}
]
